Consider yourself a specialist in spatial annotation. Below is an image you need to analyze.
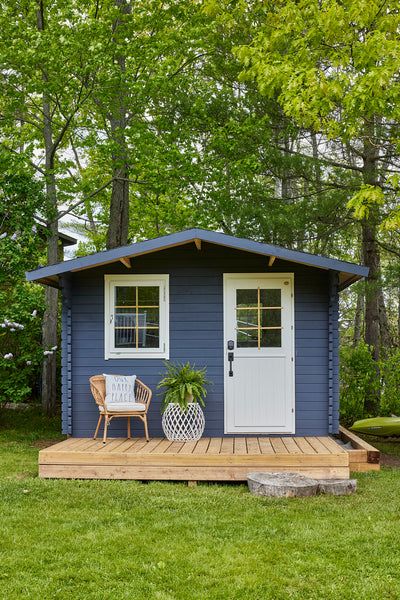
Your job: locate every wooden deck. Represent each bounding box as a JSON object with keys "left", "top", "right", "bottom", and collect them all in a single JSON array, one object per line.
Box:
[
  {"left": 39, "top": 436, "right": 351, "bottom": 481},
  {"left": 339, "top": 426, "right": 380, "bottom": 472}
]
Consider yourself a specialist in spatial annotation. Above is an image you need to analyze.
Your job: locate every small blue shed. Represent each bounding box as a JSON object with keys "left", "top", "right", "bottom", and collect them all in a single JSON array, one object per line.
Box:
[{"left": 27, "top": 228, "right": 368, "bottom": 439}]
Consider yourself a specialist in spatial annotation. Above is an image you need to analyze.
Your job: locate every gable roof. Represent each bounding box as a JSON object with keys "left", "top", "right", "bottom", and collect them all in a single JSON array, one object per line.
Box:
[{"left": 26, "top": 228, "right": 368, "bottom": 290}]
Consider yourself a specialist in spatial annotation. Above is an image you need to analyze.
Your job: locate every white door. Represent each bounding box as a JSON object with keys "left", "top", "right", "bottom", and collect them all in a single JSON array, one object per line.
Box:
[{"left": 224, "top": 274, "right": 295, "bottom": 434}]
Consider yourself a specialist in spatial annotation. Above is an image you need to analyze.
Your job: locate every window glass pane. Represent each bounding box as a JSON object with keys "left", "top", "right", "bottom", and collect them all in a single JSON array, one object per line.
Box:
[
  {"left": 261, "top": 309, "right": 281, "bottom": 328},
  {"left": 141, "top": 308, "right": 159, "bottom": 327},
  {"left": 237, "top": 328, "right": 258, "bottom": 348},
  {"left": 260, "top": 289, "right": 281, "bottom": 307},
  {"left": 236, "top": 289, "right": 258, "bottom": 307},
  {"left": 115, "top": 326, "right": 135, "bottom": 348},
  {"left": 116, "top": 286, "right": 136, "bottom": 306},
  {"left": 114, "top": 285, "right": 160, "bottom": 349},
  {"left": 236, "top": 308, "right": 258, "bottom": 327},
  {"left": 142, "top": 329, "right": 160, "bottom": 348},
  {"left": 261, "top": 329, "right": 281, "bottom": 347},
  {"left": 138, "top": 286, "right": 159, "bottom": 306}
]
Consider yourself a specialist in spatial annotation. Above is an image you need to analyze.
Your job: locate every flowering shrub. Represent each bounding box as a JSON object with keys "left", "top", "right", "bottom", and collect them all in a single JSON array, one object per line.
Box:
[
  {"left": 0, "top": 283, "right": 45, "bottom": 405},
  {"left": 0, "top": 158, "right": 49, "bottom": 406}
]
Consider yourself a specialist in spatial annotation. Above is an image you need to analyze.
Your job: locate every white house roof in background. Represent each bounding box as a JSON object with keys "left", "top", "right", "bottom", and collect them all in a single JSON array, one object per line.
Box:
[{"left": 26, "top": 228, "right": 368, "bottom": 290}]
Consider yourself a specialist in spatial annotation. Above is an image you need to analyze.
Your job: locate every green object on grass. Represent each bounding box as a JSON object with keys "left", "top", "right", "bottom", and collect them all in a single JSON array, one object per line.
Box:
[{"left": 350, "top": 415, "right": 400, "bottom": 437}]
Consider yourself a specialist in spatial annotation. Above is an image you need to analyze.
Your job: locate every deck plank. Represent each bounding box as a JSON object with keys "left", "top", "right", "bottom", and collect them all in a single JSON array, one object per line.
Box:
[
  {"left": 98, "top": 439, "right": 128, "bottom": 452},
  {"left": 258, "top": 437, "right": 275, "bottom": 455},
  {"left": 281, "top": 437, "right": 302, "bottom": 454},
  {"left": 138, "top": 438, "right": 164, "bottom": 453},
  {"left": 193, "top": 438, "right": 211, "bottom": 454},
  {"left": 306, "top": 437, "right": 330, "bottom": 454},
  {"left": 207, "top": 438, "right": 222, "bottom": 454},
  {"left": 165, "top": 441, "right": 185, "bottom": 454},
  {"left": 270, "top": 438, "right": 289, "bottom": 454},
  {"left": 317, "top": 436, "right": 346, "bottom": 454},
  {"left": 132, "top": 438, "right": 152, "bottom": 452},
  {"left": 234, "top": 437, "right": 247, "bottom": 455},
  {"left": 178, "top": 440, "right": 198, "bottom": 454},
  {"left": 151, "top": 439, "right": 174, "bottom": 454},
  {"left": 220, "top": 438, "right": 234, "bottom": 454},
  {"left": 116, "top": 439, "right": 141, "bottom": 453},
  {"left": 246, "top": 437, "right": 261, "bottom": 454},
  {"left": 49, "top": 438, "right": 80, "bottom": 451},
  {"left": 294, "top": 437, "right": 317, "bottom": 454}
]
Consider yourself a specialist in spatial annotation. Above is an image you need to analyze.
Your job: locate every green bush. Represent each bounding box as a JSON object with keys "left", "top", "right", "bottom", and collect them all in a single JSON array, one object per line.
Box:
[
  {"left": 0, "top": 282, "right": 45, "bottom": 405},
  {"left": 0, "top": 160, "right": 47, "bottom": 406},
  {"left": 380, "top": 349, "right": 400, "bottom": 417},
  {"left": 339, "top": 342, "right": 380, "bottom": 426}
]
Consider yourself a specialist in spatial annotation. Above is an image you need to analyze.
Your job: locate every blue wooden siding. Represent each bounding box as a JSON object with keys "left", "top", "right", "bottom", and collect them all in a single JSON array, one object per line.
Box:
[
  {"left": 60, "top": 274, "right": 72, "bottom": 435},
  {"left": 66, "top": 243, "right": 336, "bottom": 437}
]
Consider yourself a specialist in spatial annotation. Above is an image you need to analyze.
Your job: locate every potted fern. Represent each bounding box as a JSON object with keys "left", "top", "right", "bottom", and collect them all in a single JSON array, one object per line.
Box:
[{"left": 158, "top": 362, "right": 209, "bottom": 441}]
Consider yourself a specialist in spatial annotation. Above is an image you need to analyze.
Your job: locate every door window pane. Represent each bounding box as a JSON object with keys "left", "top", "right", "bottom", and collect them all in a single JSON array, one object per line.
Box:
[
  {"left": 236, "top": 287, "right": 282, "bottom": 349},
  {"left": 261, "top": 329, "right": 281, "bottom": 348},
  {"left": 237, "top": 329, "right": 258, "bottom": 347},
  {"left": 260, "top": 289, "right": 281, "bottom": 307},
  {"left": 261, "top": 308, "right": 281, "bottom": 328},
  {"left": 236, "top": 289, "right": 258, "bottom": 307}
]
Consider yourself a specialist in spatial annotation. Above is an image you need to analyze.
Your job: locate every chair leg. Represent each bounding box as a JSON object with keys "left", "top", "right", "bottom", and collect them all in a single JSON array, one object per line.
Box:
[
  {"left": 143, "top": 415, "right": 149, "bottom": 442},
  {"left": 103, "top": 416, "right": 109, "bottom": 444},
  {"left": 93, "top": 414, "right": 102, "bottom": 440},
  {"left": 127, "top": 416, "right": 131, "bottom": 439}
]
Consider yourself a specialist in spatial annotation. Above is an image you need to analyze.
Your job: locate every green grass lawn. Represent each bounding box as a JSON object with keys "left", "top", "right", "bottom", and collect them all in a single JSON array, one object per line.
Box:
[{"left": 1, "top": 410, "right": 400, "bottom": 600}]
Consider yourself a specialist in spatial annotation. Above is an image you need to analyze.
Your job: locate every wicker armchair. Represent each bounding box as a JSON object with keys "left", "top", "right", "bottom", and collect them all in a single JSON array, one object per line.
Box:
[{"left": 89, "top": 375, "right": 152, "bottom": 444}]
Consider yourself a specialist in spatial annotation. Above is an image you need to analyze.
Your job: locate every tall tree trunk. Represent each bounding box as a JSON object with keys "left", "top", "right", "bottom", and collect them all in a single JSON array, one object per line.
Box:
[
  {"left": 362, "top": 119, "right": 381, "bottom": 414},
  {"left": 353, "top": 288, "right": 364, "bottom": 346},
  {"left": 106, "top": 0, "right": 130, "bottom": 250},
  {"left": 37, "top": 1, "right": 59, "bottom": 416},
  {"left": 378, "top": 289, "right": 391, "bottom": 352},
  {"left": 106, "top": 118, "right": 129, "bottom": 249},
  {"left": 398, "top": 286, "right": 400, "bottom": 347}
]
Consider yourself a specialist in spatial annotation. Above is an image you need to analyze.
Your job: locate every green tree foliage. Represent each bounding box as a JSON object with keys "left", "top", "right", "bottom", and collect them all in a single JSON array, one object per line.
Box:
[
  {"left": 0, "top": 154, "right": 47, "bottom": 405},
  {"left": 339, "top": 342, "right": 380, "bottom": 425}
]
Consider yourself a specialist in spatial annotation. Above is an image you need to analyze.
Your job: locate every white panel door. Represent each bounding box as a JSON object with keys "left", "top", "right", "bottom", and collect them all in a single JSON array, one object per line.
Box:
[{"left": 224, "top": 274, "right": 295, "bottom": 434}]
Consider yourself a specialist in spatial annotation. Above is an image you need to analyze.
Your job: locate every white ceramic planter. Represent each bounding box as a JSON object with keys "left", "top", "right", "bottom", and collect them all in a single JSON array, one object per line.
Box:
[{"left": 162, "top": 402, "right": 205, "bottom": 441}]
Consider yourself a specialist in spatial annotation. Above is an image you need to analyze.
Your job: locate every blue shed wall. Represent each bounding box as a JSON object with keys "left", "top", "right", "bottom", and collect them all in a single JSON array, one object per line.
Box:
[{"left": 65, "top": 243, "right": 337, "bottom": 437}]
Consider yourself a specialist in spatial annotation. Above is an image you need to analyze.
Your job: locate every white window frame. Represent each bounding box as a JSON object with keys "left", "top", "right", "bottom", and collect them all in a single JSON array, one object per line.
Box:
[{"left": 104, "top": 274, "right": 169, "bottom": 360}]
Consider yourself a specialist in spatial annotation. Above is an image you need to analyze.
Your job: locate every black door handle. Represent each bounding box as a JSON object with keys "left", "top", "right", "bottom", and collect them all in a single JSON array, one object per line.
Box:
[{"left": 228, "top": 351, "right": 234, "bottom": 377}]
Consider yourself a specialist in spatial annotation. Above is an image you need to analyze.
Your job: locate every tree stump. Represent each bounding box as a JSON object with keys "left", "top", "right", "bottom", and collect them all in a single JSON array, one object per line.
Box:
[
  {"left": 247, "top": 472, "right": 319, "bottom": 498},
  {"left": 317, "top": 479, "right": 357, "bottom": 495}
]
